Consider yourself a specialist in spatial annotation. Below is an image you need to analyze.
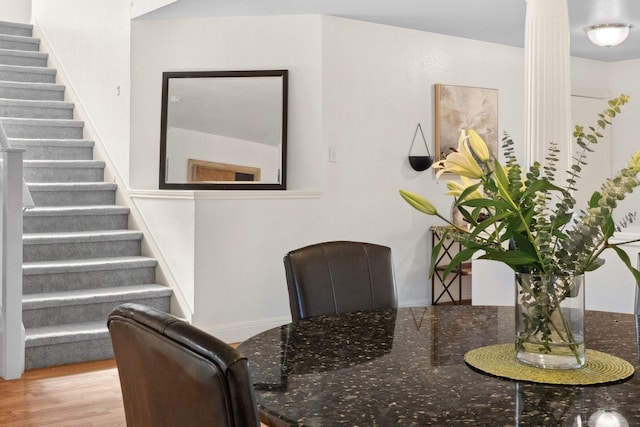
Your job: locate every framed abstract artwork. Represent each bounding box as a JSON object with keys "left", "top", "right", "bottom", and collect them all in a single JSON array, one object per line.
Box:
[{"left": 434, "top": 84, "right": 498, "bottom": 163}]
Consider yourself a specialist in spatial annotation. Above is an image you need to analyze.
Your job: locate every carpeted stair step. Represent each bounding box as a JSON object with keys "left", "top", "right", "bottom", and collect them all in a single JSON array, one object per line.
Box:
[
  {"left": 10, "top": 138, "right": 94, "bottom": 160},
  {"left": 0, "top": 33, "right": 39, "bottom": 51},
  {"left": 3, "top": 19, "right": 174, "bottom": 369},
  {"left": 28, "top": 182, "right": 117, "bottom": 206},
  {"left": 24, "top": 321, "right": 113, "bottom": 370},
  {"left": 24, "top": 205, "right": 130, "bottom": 233},
  {"left": 22, "top": 284, "right": 171, "bottom": 329},
  {"left": 0, "top": 98, "right": 74, "bottom": 119},
  {"left": 23, "top": 256, "right": 158, "bottom": 294},
  {"left": 0, "top": 64, "right": 56, "bottom": 83},
  {"left": 0, "top": 118, "right": 83, "bottom": 139},
  {"left": 0, "top": 21, "right": 33, "bottom": 37},
  {"left": 0, "top": 48, "right": 47, "bottom": 67},
  {"left": 0, "top": 81, "right": 64, "bottom": 101},
  {"left": 24, "top": 160, "right": 104, "bottom": 183},
  {"left": 23, "top": 230, "right": 143, "bottom": 262}
]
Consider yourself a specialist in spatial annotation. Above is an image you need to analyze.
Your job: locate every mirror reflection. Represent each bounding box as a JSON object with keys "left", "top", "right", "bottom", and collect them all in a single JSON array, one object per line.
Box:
[{"left": 159, "top": 70, "right": 288, "bottom": 190}]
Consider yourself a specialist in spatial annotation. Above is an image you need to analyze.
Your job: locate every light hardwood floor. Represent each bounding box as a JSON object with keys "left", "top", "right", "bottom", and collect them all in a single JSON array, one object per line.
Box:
[
  {"left": 0, "top": 358, "right": 267, "bottom": 426},
  {"left": 0, "top": 359, "right": 125, "bottom": 427}
]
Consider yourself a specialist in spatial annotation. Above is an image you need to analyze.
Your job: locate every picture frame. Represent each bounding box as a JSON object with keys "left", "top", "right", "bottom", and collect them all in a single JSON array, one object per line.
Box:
[{"left": 434, "top": 84, "right": 499, "bottom": 164}]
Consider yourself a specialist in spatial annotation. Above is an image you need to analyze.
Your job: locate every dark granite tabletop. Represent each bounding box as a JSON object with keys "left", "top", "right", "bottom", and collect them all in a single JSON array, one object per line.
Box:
[{"left": 237, "top": 306, "right": 639, "bottom": 426}]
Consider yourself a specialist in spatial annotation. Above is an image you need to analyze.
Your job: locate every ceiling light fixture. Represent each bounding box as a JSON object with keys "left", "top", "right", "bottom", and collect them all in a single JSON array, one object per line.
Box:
[{"left": 585, "top": 23, "right": 632, "bottom": 47}]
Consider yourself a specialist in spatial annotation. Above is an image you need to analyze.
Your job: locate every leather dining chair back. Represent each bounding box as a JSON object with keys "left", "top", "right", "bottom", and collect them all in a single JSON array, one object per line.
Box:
[
  {"left": 283, "top": 241, "right": 397, "bottom": 321},
  {"left": 107, "top": 303, "right": 260, "bottom": 427}
]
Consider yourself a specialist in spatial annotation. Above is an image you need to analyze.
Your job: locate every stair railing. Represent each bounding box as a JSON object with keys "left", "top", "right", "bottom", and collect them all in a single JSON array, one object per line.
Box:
[{"left": 0, "top": 123, "right": 32, "bottom": 380}]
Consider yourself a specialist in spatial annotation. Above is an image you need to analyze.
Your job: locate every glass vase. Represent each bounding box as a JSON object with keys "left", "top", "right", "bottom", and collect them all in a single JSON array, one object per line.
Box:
[{"left": 515, "top": 272, "right": 585, "bottom": 369}]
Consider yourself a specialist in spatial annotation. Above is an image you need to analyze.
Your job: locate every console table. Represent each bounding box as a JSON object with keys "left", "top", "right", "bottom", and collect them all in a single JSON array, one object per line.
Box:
[{"left": 431, "top": 226, "right": 471, "bottom": 304}]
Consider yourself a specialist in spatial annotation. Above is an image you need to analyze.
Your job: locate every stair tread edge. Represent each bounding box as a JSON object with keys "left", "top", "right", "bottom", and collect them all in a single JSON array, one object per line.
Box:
[
  {"left": 24, "top": 205, "right": 129, "bottom": 216},
  {"left": 23, "top": 284, "right": 173, "bottom": 307},
  {"left": 0, "top": 47, "right": 47, "bottom": 57},
  {"left": 23, "top": 256, "right": 158, "bottom": 273},
  {"left": 23, "top": 229, "right": 143, "bottom": 242},
  {"left": 25, "top": 322, "right": 110, "bottom": 346}
]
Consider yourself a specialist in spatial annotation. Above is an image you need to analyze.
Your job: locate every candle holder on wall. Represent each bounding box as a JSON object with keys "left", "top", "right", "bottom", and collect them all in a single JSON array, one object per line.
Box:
[{"left": 408, "top": 123, "right": 434, "bottom": 171}]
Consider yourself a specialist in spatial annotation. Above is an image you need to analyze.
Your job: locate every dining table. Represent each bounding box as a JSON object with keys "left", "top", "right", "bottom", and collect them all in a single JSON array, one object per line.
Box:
[{"left": 237, "top": 305, "right": 640, "bottom": 426}]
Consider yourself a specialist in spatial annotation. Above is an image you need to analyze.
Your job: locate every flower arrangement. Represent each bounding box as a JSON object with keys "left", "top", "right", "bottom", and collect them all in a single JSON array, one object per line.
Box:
[
  {"left": 400, "top": 94, "right": 640, "bottom": 284},
  {"left": 401, "top": 95, "right": 640, "bottom": 368}
]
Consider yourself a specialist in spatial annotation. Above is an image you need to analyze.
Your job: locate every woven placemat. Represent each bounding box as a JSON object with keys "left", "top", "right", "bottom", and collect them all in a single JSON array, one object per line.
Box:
[{"left": 464, "top": 343, "right": 634, "bottom": 385}]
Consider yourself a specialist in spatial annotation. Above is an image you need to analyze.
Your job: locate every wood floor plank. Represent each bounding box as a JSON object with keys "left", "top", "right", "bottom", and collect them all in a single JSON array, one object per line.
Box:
[
  {"left": 0, "top": 355, "right": 267, "bottom": 426},
  {"left": 0, "top": 359, "right": 125, "bottom": 427}
]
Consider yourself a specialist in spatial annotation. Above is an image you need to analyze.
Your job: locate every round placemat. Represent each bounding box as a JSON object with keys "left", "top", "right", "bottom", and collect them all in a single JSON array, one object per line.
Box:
[{"left": 464, "top": 343, "right": 634, "bottom": 385}]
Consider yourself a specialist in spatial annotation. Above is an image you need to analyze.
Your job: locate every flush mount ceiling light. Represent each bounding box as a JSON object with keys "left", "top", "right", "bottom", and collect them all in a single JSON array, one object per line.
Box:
[{"left": 585, "top": 23, "right": 632, "bottom": 47}]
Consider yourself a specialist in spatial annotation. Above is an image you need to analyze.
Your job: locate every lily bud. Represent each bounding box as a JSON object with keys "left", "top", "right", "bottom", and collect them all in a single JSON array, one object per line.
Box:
[{"left": 399, "top": 190, "right": 438, "bottom": 215}]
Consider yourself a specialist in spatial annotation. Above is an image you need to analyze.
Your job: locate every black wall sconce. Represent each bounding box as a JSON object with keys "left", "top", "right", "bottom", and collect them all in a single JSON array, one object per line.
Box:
[{"left": 408, "top": 123, "right": 434, "bottom": 171}]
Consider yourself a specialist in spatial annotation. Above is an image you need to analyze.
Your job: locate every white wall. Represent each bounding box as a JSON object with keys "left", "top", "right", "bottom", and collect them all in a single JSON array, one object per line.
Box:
[
  {"left": 608, "top": 59, "right": 640, "bottom": 230},
  {"left": 137, "top": 15, "right": 634, "bottom": 339},
  {"left": 128, "top": 15, "right": 531, "bottom": 340},
  {"left": 1, "top": 0, "right": 31, "bottom": 23},
  {"left": 28, "top": 3, "right": 640, "bottom": 339},
  {"left": 130, "top": 195, "right": 196, "bottom": 314},
  {"left": 129, "top": 0, "right": 176, "bottom": 18},
  {"left": 31, "top": 0, "right": 131, "bottom": 185},
  {"left": 130, "top": 15, "right": 324, "bottom": 338}
]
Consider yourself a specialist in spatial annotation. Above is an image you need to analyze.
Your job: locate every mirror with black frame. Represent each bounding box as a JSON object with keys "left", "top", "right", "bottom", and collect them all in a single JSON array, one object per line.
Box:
[{"left": 159, "top": 70, "right": 288, "bottom": 190}]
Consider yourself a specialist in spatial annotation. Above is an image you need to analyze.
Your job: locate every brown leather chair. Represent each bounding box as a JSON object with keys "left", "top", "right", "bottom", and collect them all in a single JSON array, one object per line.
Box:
[
  {"left": 283, "top": 241, "right": 397, "bottom": 321},
  {"left": 107, "top": 303, "right": 260, "bottom": 427}
]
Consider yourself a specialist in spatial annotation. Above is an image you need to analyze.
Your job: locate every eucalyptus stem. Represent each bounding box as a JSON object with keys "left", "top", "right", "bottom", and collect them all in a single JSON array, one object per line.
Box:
[
  {"left": 546, "top": 281, "right": 581, "bottom": 365},
  {"left": 516, "top": 274, "right": 582, "bottom": 366}
]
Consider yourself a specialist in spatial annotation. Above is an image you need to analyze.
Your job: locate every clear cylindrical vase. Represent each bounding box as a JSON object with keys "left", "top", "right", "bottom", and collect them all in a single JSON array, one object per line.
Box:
[{"left": 515, "top": 272, "right": 585, "bottom": 369}]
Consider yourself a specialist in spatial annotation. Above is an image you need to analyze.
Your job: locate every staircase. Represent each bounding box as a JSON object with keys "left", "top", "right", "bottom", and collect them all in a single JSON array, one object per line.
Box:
[{"left": 0, "top": 21, "right": 172, "bottom": 370}]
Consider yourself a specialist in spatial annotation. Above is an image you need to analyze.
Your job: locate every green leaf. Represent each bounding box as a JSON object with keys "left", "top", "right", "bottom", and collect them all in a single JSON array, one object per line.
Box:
[
  {"left": 521, "top": 179, "right": 564, "bottom": 200},
  {"left": 457, "top": 182, "right": 482, "bottom": 203},
  {"left": 462, "top": 198, "right": 511, "bottom": 210},
  {"left": 479, "top": 250, "right": 538, "bottom": 266},
  {"left": 609, "top": 245, "right": 640, "bottom": 286},
  {"left": 493, "top": 159, "right": 515, "bottom": 206},
  {"left": 588, "top": 192, "right": 602, "bottom": 209},
  {"left": 510, "top": 232, "right": 537, "bottom": 257},
  {"left": 583, "top": 257, "right": 605, "bottom": 272},
  {"left": 469, "top": 210, "right": 508, "bottom": 235},
  {"left": 456, "top": 205, "right": 475, "bottom": 225},
  {"left": 601, "top": 216, "right": 615, "bottom": 238},
  {"left": 441, "top": 247, "right": 477, "bottom": 280}
]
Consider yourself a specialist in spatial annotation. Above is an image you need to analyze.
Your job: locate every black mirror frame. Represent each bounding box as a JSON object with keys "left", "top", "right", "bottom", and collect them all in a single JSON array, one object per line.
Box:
[{"left": 159, "top": 69, "right": 288, "bottom": 190}]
